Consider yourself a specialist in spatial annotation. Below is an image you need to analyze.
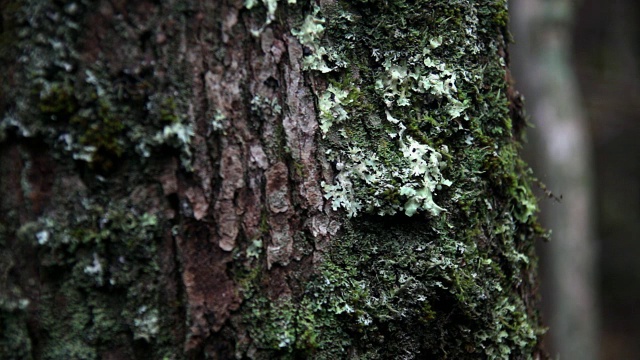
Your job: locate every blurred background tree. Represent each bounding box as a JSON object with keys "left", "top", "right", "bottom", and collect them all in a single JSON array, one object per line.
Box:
[{"left": 511, "top": 0, "right": 640, "bottom": 358}]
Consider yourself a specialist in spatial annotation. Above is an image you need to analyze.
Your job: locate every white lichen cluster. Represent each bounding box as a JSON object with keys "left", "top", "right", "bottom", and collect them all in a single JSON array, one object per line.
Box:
[
  {"left": 133, "top": 305, "right": 160, "bottom": 341},
  {"left": 318, "top": 84, "right": 350, "bottom": 133},
  {"left": 132, "top": 120, "right": 194, "bottom": 171},
  {"left": 321, "top": 134, "right": 451, "bottom": 217},
  {"left": 316, "top": 45, "right": 462, "bottom": 217},
  {"left": 135, "top": 97, "right": 194, "bottom": 170},
  {"left": 83, "top": 252, "right": 105, "bottom": 286},
  {"left": 291, "top": 8, "right": 476, "bottom": 218},
  {"left": 291, "top": 11, "right": 336, "bottom": 73},
  {"left": 398, "top": 136, "right": 452, "bottom": 216},
  {"left": 245, "top": 0, "right": 297, "bottom": 21},
  {"left": 374, "top": 46, "right": 470, "bottom": 119}
]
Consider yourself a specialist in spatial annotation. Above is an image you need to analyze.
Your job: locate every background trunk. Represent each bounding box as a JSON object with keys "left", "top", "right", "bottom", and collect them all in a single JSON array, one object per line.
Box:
[
  {"left": 1, "top": 1, "right": 546, "bottom": 359},
  {"left": 510, "top": 0, "right": 599, "bottom": 358}
]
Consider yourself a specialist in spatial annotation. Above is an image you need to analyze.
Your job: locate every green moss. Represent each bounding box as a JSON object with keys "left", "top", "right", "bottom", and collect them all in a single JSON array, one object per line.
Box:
[
  {"left": 74, "top": 99, "right": 127, "bottom": 170},
  {"left": 240, "top": 214, "right": 539, "bottom": 358},
  {"left": 0, "top": 221, "right": 30, "bottom": 360},
  {"left": 37, "top": 82, "right": 78, "bottom": 116},
  {"left": 35, "top": 77, "right": 194, "bottom": 172},
  {"left": 2, "top": 52, "right": 186, "bottom": 352},
  {"left": 159, "top": 97, "right": 181, "bottom": 124},
  {"left": 239, "top": 269, "right": 356, "bottom": 359}
]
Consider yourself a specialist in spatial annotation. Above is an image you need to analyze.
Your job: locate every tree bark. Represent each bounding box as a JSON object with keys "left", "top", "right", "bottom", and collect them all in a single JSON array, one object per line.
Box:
[{"left": 1, "top": 1, "right": 546, "bottom": 359}]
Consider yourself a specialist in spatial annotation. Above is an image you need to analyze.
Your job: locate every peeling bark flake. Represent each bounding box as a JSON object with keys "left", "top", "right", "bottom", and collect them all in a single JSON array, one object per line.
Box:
[
  {"left": 185, "top": 186, "right": 209, "bottom": 220},
  {"left": 214, "top": 143, "right": 245, "bottom": 251}
]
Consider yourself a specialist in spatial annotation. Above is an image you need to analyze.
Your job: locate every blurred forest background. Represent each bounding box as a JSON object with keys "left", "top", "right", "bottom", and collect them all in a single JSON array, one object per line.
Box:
[{"left": 510, "top": 0, "right": 640, "bottom": 359}]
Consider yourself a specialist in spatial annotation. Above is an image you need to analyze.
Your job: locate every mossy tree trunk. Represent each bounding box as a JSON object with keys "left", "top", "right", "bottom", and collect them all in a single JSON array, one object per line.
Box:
[{"left": 1, "top": 1, "right": 546, "bottom": 359}]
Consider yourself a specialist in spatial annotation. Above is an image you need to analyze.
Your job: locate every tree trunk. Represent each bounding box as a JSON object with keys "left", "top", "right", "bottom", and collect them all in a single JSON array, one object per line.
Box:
[
  {"left": 0, "top": 1, "right": 546, "bottom": 359},
  {"left": 510, "top": 0, "right": 599, "bottom": 358}
]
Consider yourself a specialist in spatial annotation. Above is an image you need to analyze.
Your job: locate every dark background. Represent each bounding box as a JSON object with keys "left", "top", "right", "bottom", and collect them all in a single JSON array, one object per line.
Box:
[{"left": 574, "top": 0, "right": 640, "bottom": 358}]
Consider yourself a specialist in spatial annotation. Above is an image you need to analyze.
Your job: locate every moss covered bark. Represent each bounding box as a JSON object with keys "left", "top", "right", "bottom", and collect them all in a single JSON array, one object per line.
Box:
[{"left": 0, "top": 0, "right": 546, "bottom": 359}]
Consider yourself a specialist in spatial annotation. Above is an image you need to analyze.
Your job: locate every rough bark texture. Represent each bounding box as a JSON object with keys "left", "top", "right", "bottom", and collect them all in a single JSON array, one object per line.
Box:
[{"left": 1, "top": 1, "right": 546, "bottom": 359}]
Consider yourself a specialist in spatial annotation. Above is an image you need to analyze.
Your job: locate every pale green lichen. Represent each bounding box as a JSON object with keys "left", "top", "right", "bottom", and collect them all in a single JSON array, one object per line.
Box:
[
  {"left": 210, "top": 110, "right": 226, "bottom": 132},
  {"left": 133, "top": 306, "right": 160, "bottom": 341},
  {"left": 303, "top": 17, "right": 461, "bottom": 217},
  {"left": 246, "top": 238, "right": 263, "bottom": 259},
  {"left": 320, "top": 135, "right": 451, "bottom": 217},
  {"left": 318, "top": 84, "right": 350, "bottom": 134},
  {"left": 291, "top": 8, "right": 350, "bottom": 73},
  {"left": 83, "top": 253, "right": 104, "bottom": 286},
  {"left": 251, "top": 95, "right": 282, "bottom": 116}
]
